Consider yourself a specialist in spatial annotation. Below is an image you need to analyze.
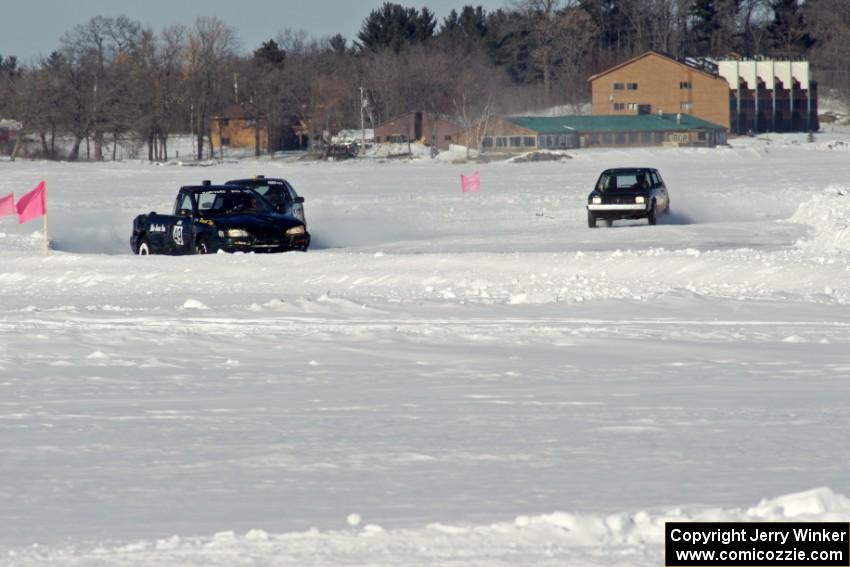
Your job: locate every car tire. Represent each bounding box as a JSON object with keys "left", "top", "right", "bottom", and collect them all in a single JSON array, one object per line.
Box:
[
  {"left": 587, "top": 211, "right": 597, "bottom": 228},
  {"left": 195, "top": 239, "right": 209, "bottom": 255},
  {"left": 138, "top": 236, "right": 151, "bottom": 255},
  {"left": 647, "top": 201, "right": 657, "bottom": 225}
]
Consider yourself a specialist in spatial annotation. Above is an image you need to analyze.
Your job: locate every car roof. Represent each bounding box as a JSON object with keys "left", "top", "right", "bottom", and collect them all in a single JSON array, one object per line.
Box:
[
  {"left": 226, "top": 177, "right": 287, "bottom": 184},
  {"left": 180, "top": 185, "right": 256, "bottom": 193},
  {"left": 601, "top": 167, "right": 657, "bottom": 174}
]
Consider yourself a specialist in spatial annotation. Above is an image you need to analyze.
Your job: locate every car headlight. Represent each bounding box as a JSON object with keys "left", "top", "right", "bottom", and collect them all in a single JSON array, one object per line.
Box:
[
  {"left": 591, "top": 197, "right": 602, "bottom": 204},
  {"left": 286, "top": 225, "right": 306, "bottom": 236},
  {"left": 635, "top": 196, "right": 645, "bottom": 204},
  {"left": 225, "top": 229, "right": 249, "bottom": 238}
]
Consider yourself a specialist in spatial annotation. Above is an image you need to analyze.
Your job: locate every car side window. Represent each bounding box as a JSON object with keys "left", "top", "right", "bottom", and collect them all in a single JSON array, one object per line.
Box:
[
  {"left": 285, "top": 182, "right": 298, "bottom": 201},
  {"left": 653, "top": 172, "right": 664, "bottom": 188},
  {"left": 175, "top": 193, "right": 194, "bottom": 216}
]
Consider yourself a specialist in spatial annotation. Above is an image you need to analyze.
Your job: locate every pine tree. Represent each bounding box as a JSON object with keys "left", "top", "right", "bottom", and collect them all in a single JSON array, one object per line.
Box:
[
  {"left": 357, "top": 2, "right": 436, "bottom": 53},
  {"left": 768, "top": 0, "right": 812, "bottom": 55},
  {"left": 253, "top": 40, "right": 286, "bottom": 69}
]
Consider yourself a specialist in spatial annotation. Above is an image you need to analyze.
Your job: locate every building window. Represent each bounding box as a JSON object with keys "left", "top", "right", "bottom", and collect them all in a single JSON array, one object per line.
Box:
[
  {"left": 680, "top": 101, "right": 693, "bottom": 111},
  {"left": 698, "top": 131, "right": 706, "bottom": 141},
  {"left": 220, "top": 118, "right": 230, "bottom": 126},
  {"left": 627, "top": 82, "right": 638, "bottom": 90},
  {"left": 628, "top": 131, "right": 639, "bottom": 144},
  {"left": 641, "top": 131, "right": 652, "bottom": 144},
  {"left": 496, "top": 137, "right": 507, "bottom": 148},
  {"left": 509, "top": 136, "right": 522, "bottom": 147},
  {"left": 221, "top": 137, "right": 231, "bottom": 146},
  {"left": 482, "top": 137, "right": 493, "bottom": 148},
  {"left": 616, "top": 132, "right": 626, "bottom": 144},
  {"left": 614, "top": 103, "right": 625, "bottom": 111},
  {"left": 627, "top": 103, "right": 639, "bottom": 111},
  {"left": 613, "top": 82, "right": 625, "bottom": 90},
  {"left": 602, "top": 133, "right": 612, "bottom": 144},
  {"left": 523, "top": 137, "right": 536, "bottom": 147},
  {"left": 680, "top": 81, "right": 692, "bottom": 90},
  {"left": 444, "top": 135, "right": 452, "bottom": 141}
]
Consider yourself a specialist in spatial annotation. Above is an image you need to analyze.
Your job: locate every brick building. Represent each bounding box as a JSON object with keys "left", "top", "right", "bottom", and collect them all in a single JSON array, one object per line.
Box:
[
  {"left": 589, "top": 51, "right": 732, "bottom": 130},
  {"left": 589, "top": 51, "right": 818, "bottom": 135}
]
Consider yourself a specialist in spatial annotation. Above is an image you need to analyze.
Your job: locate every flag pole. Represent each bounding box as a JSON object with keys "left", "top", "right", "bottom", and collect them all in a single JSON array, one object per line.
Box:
[{"left": 43, "top": 180, "right": 49, "bottom": 256}]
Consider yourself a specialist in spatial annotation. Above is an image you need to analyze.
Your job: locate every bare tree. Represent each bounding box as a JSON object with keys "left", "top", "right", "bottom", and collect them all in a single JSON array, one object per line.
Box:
[
  {"left": 59, "top": 16, "right": 144, "bottom": 160},
  {"left": 806, "top": 0, "right": 850, "bottom": 105},
  {"left": 184, "top": 16, "right": 239, "bottom": 160}
]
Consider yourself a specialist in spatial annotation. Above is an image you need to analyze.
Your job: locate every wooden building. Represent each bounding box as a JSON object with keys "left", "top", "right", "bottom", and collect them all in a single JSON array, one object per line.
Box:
[
  {"left": 210, "top": 104, "right": 269, "bottom": 155},
  {"left": 589, "top": 51, "right": 733, "bottom": 131},
  {"left": 374, "top": 111, "right": 464, "bottom": 151}
]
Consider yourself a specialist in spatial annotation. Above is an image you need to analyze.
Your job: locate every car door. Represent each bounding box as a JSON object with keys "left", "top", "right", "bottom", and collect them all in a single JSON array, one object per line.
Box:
[
  {"left": 145, "top": 214, "right": 168, "bottom": 252},
  {"left": 651, "top": 171, "right": 669, "bottom": 210},
  {"left": 169, "top": 192, "right": 196, "bottom": 255}
]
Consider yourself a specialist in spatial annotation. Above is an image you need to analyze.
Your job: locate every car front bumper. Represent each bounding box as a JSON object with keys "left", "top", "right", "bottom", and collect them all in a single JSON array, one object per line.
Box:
[
  {"left": 218, "top": 233, "right": 310, "bottom": 253},
  {"left": 587, "top": 204, "right": 647, "bottom": 211}
]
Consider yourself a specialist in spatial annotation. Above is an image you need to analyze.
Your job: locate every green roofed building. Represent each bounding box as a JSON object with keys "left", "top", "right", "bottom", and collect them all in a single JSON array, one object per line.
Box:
[{"left": 478, "top": 113, "right": 726, "bottom": 153}]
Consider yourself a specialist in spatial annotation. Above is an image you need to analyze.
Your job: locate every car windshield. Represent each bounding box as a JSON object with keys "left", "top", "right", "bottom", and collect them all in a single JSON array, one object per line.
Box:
[
  {"left": 195, "top": 189, "right": 273, "bottom": 215},
  {"left": 230, "top": 179, "right": 292, "bottom": 206},
  {"left": 597, "top": 170, "right": 650, "bottom": 192},
  {"left": 251, "top": 183, "right": 289, "bottom": 206}
]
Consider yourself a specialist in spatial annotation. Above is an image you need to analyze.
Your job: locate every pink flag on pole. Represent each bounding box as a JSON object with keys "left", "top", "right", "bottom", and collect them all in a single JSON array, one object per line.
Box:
[
  {"left": 16, "top": 181, "right": 46, "bottom": 224},
  {"left": 0, "top": 193, "right": 14, "bottom": 216},
  {"left": 461, "top": 171, "right": 480, "bottom": 193}
]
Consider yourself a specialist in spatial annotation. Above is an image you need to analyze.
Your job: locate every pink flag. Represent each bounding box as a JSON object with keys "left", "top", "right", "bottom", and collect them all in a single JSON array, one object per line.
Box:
[
  {"left": 0, "top": 193, "right": 14, "bottom": 216},
  {"left": 461, "top": 171, "right": 480, "bottom": 193},
  {"left": 17, "top": 181, "right": 46, "bottom": 224}
]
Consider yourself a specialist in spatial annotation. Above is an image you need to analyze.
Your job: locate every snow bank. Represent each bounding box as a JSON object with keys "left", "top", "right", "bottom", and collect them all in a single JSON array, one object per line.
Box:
[
  {"left": 790, "top": 186, "right": 850, "bottom": 252},
  {"left": 5, "top": 488, "right": 848, "bottom": 566}
]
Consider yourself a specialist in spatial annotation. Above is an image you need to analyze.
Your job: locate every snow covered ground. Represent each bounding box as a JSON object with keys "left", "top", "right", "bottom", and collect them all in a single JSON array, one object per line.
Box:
[{"left": 2, "top": 131, "right": 850, "bottom": 565}]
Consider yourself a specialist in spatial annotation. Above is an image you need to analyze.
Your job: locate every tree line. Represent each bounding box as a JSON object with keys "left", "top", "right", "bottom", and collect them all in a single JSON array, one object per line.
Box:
[{"left": 1, "top": 0, "right": 848, "bottom": 161}]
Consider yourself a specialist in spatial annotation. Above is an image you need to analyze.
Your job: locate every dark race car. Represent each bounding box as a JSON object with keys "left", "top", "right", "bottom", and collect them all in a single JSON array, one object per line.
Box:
[
  {"left": 586, "top": 167, "right": 671, "bottom": 227},
  {"left": 225, "top": 175, "right": 306, "bottom": 226},
  {"left": 130, "top": 181, "right": 310, "bottom": 255}
]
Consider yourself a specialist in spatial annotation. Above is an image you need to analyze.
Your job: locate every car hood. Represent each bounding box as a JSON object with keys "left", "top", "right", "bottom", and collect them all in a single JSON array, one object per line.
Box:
[{"left": 207, "top": 213, "right": 304, "bottom": 231}]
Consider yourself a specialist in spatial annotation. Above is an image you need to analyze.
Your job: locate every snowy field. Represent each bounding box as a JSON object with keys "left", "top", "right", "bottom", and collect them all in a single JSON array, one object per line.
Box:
[{"left": 2, "top": 132, "right": 850, "bottom": 565}]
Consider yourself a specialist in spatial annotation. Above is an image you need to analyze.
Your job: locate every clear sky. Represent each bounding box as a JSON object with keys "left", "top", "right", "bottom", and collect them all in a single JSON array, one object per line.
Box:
[{"left": 1, "top": 0, "right": 509, "bottom": 62}]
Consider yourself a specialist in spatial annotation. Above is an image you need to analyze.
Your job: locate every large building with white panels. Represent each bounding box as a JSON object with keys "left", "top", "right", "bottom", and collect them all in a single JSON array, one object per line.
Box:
[{"left": 713, "top": 57, "right": 818, "bottom": 135}]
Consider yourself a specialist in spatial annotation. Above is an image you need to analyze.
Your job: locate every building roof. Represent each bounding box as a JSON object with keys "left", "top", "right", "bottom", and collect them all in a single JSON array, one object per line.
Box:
[
  {"left": 509, "top": 113, "right": 726, "bottom": 133},
  {"left": 374, "top": 110, "right": 463, "bottom": 131},
  {"left": 212, "top": 104, "right": 260, "bottom": 120},
  {"left": 587, "top": 51, "right": 723, "bottom": 83}
]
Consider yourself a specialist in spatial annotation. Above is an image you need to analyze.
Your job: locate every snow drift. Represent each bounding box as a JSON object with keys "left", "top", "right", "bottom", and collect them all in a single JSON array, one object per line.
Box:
[{"left": 5, "top": 488, "right": 849, "bottom": 567}]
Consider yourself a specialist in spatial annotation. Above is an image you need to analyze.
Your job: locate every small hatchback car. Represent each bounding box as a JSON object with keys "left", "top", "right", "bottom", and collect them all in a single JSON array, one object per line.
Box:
[{"left": 586, "top": 167, "right": 670, "bottom": 227}]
